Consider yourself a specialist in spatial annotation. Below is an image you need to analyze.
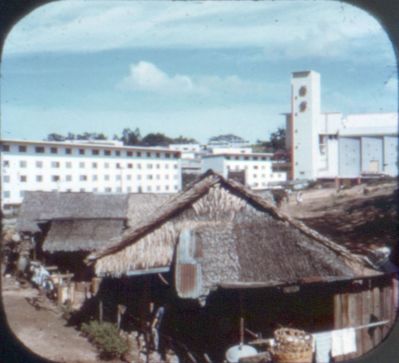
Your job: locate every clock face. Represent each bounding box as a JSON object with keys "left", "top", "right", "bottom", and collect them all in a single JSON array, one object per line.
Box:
[
  {"left": 299, "top": 101, "right": 307, "bottom": 112},
  {"left": 299, "top": 86, "right": 307, "bottom": 97}
]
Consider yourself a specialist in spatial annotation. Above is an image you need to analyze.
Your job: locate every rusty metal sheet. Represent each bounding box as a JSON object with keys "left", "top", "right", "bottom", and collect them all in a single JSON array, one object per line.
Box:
[{"left": 175, "top": 263, "right": 202, "bottom": 299}]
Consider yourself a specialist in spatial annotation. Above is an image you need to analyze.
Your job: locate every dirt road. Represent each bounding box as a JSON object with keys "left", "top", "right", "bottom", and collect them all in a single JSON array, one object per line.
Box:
[{"left": 2, "top": 276, "right": 105, "bottom": 363}]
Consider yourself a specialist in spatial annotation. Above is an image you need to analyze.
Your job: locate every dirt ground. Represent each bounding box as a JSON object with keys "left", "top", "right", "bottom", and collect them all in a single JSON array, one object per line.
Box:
[
  {"left": 281, "top": 181, "right": 398, "bottom": 255},
  {"left": 2, "top": 275, "right": 112, "bottom": 363}
]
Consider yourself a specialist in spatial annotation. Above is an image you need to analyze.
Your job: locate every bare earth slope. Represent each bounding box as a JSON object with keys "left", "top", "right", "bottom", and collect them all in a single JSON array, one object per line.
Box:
[{"left": 282, "top": 182, "right": 398, "bottom": 258}]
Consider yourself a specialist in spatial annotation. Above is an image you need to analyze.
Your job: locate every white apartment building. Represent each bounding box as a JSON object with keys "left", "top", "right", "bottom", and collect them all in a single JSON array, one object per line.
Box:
[
  {"left": 286, "top": 70, "right": 398, "bottom": 180},
  {"left": 168, "top": 143, "right": 203, "bottom": 174},
  {"left": 1, "top": 139, "right": 182, "bottom": 207},
  {"left": 201, "top": 153, "right": 287, "bottom": 190}
]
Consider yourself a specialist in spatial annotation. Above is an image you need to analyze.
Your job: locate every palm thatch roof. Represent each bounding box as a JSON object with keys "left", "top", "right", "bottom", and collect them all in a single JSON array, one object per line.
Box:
[
  {"left": 17, "top": 191, "right": 172, "bottom": 234},
  {"left": 127, "top": 193, "right": 172, "bottom": 227},
  {"left": 88, "top": 170, "right": 380, "bottom": 283},
  {"left": 16, "top": 192, "right": 129, "bottom": 233},
  {"left": 43, "top": 218, "right": 126, "bottom": 253}
]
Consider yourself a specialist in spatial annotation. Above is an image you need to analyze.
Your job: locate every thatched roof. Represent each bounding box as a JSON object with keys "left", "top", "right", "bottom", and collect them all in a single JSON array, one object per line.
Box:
[
  {"left": 17, "top": 192, "right": 129, "bottom": 233},
  {"left": 88, "top": 170, "right": 379, "bottom": 283},
  {"left": 16, "top": 191, "right": 171, "bottom": 234},
  {"left": 127, "top": 193, "right": 172, "bottom": 227},
  {"left": 43, "top": 218, "right": 125, "bottom": 253}
]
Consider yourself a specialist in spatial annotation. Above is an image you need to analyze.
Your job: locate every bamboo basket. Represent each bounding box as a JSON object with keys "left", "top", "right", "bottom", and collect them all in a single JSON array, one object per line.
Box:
[
  {"left": 270, "top": 328, "right": 313, "bottom": 363},
  {"left": 272, "top": 349, "right": 313, "bottom": 363}
]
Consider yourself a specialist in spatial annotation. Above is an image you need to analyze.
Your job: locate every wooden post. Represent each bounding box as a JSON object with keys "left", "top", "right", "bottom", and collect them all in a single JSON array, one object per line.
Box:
[
  {"left": 57, "top": 283, "right": 64, "bottom": 305},
  {"left": 117, "top": 304, "right": 127, "bottom": 330},
  {"left": 117, "top": 308, "right": 121, "bottom": 330},
  {"left": 240, "top": 317, "right": 244, "bottom": 346},
  {"left": 69, "top": 282, "right": 75, "bottom": 306},
  {"left": 92, "top": 277, "right": 102, "bottom": 296},
  {"left": 99, "top": 300, "right": 103, "bottom": 323}
]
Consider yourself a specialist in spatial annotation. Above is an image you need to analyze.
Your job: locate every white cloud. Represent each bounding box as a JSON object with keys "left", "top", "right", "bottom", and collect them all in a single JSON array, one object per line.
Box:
[
  {"left": 3, "top": 1, "right": 391, "bottom": 61},
  {"left": 117, "top": 61, "right": 265, "bottom": 96},
  {"left": 118, "top": 61, "right": 194, "bottom": 93}
]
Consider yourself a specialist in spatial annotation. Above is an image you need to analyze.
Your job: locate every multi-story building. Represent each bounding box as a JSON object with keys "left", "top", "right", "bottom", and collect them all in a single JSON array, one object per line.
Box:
[
  {"left": 1, "top": 139, "right": 182, "bottom": 207},
  {"left": 285, "top": 70, "right": 398, "bottom": 181},
  {"left": 201, "top": 153, "right": 287, "bottom": 190},
  {"left": 168, "top": 144, "right": 203, "bottom": 174}
]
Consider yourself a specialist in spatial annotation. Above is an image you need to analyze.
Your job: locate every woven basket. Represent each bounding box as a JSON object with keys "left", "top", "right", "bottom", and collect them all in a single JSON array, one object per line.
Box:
[
  {"left": 271, "top": 349, "right": 313, "bottom": 363},
  {"left": 271, "top": 328, "right": 313, "bottom": 363}
]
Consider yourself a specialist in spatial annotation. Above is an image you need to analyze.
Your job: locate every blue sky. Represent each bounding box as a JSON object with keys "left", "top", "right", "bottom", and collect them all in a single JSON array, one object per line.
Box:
[{"left": 1, "top": 1, "right": 397, "bottom": 143}]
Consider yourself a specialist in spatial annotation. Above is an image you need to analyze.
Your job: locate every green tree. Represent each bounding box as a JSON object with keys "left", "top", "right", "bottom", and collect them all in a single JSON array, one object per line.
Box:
[
  {"left": 120, "top": 128, "right": 141, "bottom": 145},
  {"left": 141, "top": 133, "right": 172, "bottom": 146},
  {"left": 256, "top": 127, "right": 286, "bottom": 153},
  {"left": 172, "top": 136, "right": 198, "bottom": 144},
  {"left": 46, "top": 133, "right": 66, "bottom": 142}
]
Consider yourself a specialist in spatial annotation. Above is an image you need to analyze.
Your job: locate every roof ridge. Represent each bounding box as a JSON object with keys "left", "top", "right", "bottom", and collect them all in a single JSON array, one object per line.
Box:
[{"left": 86, "top": 170, "right": 378, "bottom": 275}]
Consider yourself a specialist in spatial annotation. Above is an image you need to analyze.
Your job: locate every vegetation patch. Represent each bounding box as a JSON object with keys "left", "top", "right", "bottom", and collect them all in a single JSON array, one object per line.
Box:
[{"left": 81, "top": 320, "right": 129, "bottom": 360}]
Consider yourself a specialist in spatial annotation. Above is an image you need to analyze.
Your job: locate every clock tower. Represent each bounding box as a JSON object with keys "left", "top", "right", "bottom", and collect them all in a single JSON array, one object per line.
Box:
[{"left": 290, "top": 71, "right": 321, "bottom": 180}]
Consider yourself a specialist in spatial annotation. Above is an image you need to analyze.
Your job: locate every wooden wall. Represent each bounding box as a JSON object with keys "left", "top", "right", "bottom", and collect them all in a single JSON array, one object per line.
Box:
[{"left": 333, "top": 274, "right": 398, "bottom": 362}]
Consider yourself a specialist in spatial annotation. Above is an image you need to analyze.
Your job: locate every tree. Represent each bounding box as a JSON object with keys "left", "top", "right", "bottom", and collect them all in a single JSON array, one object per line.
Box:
[
  {"left": 269, "top": 127, "right": 286, "bottom": 151},
  {"left": 141, "top": 133, "right": 172, "bottom": 146},
  {"left": 46, "top": 133, "right": 66, "bottom": 142},
  {"left": 46, "top": 132, "right": 108, "bottom": 142},
  {"left": 208, "top": 134, "right": 247, "bottom": 144},
  {"left": 120, "top": 128, "right": 141, "bottom": 146},
  {"left": 256, "top": 127, "right": 286, "bottom": 153},
  {"left": 172, "top": 136, "right": 198, "bottom": 144}
]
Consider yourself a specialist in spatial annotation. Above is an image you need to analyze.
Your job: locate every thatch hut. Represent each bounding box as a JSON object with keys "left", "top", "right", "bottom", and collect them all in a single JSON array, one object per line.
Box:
[
  {"left": 87, "top": 170, "right": 398, "bottom": 362},
  {"left": 16, "top": 191, "right": 171, "bottom": 279}
]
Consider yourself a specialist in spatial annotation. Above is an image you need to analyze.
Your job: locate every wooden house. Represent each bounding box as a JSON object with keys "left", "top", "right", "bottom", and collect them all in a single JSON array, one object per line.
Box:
[{"left": 87, "top": 170, "right": 398, "bottom": 362}]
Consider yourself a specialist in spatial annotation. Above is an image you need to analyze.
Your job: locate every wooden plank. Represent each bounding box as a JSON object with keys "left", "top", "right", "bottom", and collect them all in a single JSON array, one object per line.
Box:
[
  {"left": 333, "top": 293, "right": 342, "bottom": 330},
  {"left": 381, "top": 285, "right": 390, "bottom": 338},
  {"left": 371, "top": 287, "right": 381, "bottom": 348},
  {"left": 394, "top": 276, "right": 399, "bottom": 313},
  {"left": 387, "top": 284, "right": 394, "bottom": 331},
  {"left": 355, "top": 291, "right": 364, "bottom": 358},
  {"left": 346, "top": 292, "right": 358, "bottom": 361},
  {"left": 361, "top": 288, "right": 373, "bottom": 354},
  {"left": 333, "top": 293, "right": 344, "bottom": 362},
  {"left": 339, "top": 293, "right": 349, "bottom": 363}
]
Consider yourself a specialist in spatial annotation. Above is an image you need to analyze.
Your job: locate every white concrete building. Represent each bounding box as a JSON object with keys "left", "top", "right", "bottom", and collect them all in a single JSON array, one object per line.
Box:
[
  {"left": 1, "top": 139, "right": 182, "bottom": 207},
  {"left": 168, "top": 144, "right": 203, "bottom": 174},
  {"left": 201, "top": 153, "right": 287, "bottom": 190},
  {"left": 286, "top": 71, "right": 398, "bottom": 181},
  {"left": 207, "top": 146, "right": 253, "bottom": 155}
]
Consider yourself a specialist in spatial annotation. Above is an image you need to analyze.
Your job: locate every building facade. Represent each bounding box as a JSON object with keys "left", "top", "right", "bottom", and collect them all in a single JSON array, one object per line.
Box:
[
  {"left": 201, "top": 153, "right": 286, "bottom": 189},
  {"left": 286, "top": 71, "right": 398, "bottom": 180},
  {"left": 169, "top": 144, "right": 203, "bottom": 175},
  {"left": 1, "top": 139, "right": 182, "bottom": 207}
]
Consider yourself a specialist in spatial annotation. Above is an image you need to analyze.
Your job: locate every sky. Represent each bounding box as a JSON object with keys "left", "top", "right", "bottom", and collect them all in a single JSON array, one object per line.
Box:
[{"left": 1, "top": 0, "right": 397, "bottom": 144}]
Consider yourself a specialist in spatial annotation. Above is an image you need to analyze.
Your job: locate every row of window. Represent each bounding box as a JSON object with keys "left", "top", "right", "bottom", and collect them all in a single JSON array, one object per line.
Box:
[
  {"left": 250, "top": 173, "right": 284, "bottom": 179},
  {"left": 1, "top": 144, "right": 179, "bottom": 159},
  {"left": 225, "top": 155, "right": 271, "bottom": 161},
  {"left": 3, "top": 160, "right": 179, "bottom": 170},
  {"left": 4, "top": 173, "right": 180, "bottom": 183},
  {"left": 3, "top": 184, "right": 180, "bottom": 198},
  {"left": 226, "top": 165, "right": 271, "bottom": 171}
]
